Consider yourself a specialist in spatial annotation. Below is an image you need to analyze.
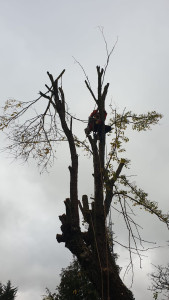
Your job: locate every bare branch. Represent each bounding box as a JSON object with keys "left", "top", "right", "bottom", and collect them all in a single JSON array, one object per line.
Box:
[
  {"left": 84, "top": 80, "right": 97, "bottom": 103},
  {"left": 98, "top": 26, "right": 118, "bottom": 85}
]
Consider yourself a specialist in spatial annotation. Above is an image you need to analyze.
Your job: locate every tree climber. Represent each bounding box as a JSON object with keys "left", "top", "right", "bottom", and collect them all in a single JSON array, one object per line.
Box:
[{"left": 85, "top": 108, "right": 111, "bottom": 139}]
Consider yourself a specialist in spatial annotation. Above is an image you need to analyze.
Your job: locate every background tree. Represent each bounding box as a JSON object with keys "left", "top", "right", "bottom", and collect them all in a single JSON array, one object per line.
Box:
[
  {"left": 43, "top": 257, "right": 101, "bottom": 300},
  {"left": 0, "top": 281, "right": 17, "bottom": 300},
  {"left": 0, "top": 60, "right": 168, "bottom": 299},
  {"left": 149, "top": 263, "right": 169, "bottom": 299}
]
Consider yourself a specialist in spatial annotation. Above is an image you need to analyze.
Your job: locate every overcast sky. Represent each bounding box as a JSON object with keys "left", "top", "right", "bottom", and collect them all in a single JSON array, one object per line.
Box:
[{"left": 0, "top": 1, "right": 169, "bottom": 299}]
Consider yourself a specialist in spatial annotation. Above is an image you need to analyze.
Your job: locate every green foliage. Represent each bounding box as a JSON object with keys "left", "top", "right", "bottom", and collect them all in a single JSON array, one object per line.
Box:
[
  {"left": 108, "top": 108, "right": 162, "bottom": 162},
  {"left": 0, "top": 99, "right": 21, "bottom": 130},
  {"left": 153, "top": 291, "right": 158, "bottom": 300},
  {"left": 104, "top": 107, "right": 169, "bottom": 228},
  {"left": 109, "top": 108, "right": 162, "bottom": 132},
  {"left": 0, "top": 281, "right": 17, "bottom": 300},
  {"left": 117, "top": 175, "right": 169, "bottom": 226},
  {"left": 0, "top": 98, "right": 63, "bottom": 170},
  {"left": 43, "top": 258, "right": 101, "bottom": 300},
  {"left": 42, "top": 288, "right": 58, "bottom": 300}
]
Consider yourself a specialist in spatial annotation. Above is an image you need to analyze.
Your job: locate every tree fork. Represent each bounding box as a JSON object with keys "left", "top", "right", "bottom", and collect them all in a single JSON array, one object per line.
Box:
[{"left": 54, "top": 68, "right": 134, "bottom": 300}]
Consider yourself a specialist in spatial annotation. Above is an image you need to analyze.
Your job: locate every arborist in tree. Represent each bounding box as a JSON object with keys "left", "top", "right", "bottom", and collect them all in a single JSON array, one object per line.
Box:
[{"left": 85, "top": 108, "right": 111, "bottom": 139}]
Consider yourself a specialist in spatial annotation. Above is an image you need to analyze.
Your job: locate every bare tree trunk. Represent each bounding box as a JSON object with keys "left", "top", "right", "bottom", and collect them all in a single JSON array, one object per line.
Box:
[{"left": 54, "top": 68, "right": 135, "bottom": 300}]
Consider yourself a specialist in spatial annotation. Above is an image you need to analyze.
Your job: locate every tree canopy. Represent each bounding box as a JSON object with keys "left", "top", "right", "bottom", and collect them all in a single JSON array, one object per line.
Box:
[
  {"left": 43, "top": 258, "right": 101, "bottom": 300},
  {"left": 0, "top": 281, "right": 17, "bottom": 300},
  {"left": 149, "top": 263, "right": 169, "bottom": 299}
]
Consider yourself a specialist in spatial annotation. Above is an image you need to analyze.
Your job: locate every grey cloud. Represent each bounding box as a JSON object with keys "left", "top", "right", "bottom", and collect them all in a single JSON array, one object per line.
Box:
[{"left": 0, "top": 1, "right": 169, "bottom": 299}]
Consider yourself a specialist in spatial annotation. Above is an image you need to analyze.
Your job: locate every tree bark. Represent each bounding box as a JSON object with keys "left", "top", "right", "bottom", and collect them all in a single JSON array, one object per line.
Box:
[{"left": 54, "top": 68, "right": 134, "bottom": 300}]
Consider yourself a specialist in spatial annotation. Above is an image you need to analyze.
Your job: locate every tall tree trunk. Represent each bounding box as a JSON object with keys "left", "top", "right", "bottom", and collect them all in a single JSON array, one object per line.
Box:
[{"left": 55, "top": 68, "right": 135, "bottom": 300}]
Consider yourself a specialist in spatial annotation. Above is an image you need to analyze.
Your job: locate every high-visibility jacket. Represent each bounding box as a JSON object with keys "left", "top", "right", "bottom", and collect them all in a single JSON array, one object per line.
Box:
[{"left": 88, "top": 109, "right": 107, "bottom": 130}]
